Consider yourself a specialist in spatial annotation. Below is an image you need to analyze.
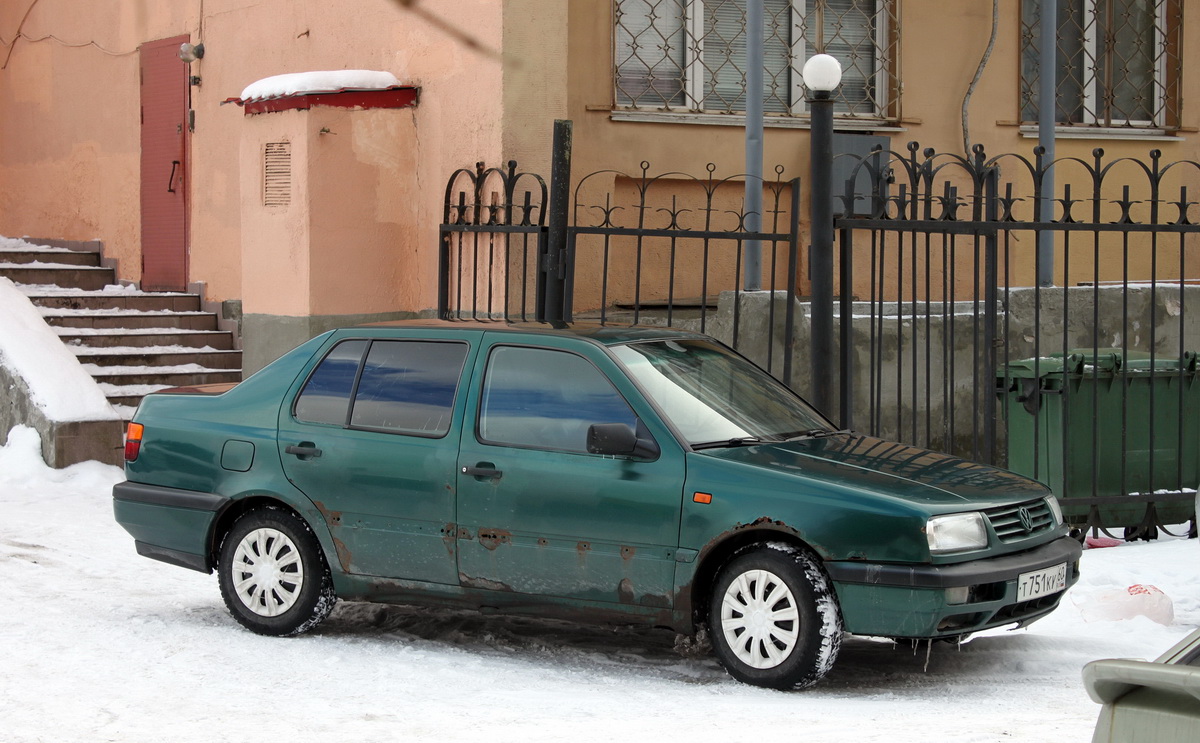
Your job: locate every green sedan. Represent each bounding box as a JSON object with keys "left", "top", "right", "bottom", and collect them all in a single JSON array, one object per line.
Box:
[{"left": 113, "top": 321, "right": 1081, "bottom": 689}]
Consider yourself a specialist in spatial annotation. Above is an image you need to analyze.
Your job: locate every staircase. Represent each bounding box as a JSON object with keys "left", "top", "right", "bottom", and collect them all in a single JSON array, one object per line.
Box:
[{"left": 0, "top": 239, "right": 242, "bottom": 420}]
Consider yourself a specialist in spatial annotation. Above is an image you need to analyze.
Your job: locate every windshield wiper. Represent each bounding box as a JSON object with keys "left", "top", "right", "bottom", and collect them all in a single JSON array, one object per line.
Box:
[
  {"left": 691, "top": 436, "right": 764, "bottom": 451},
  {"left": 783, "top": 428, "right": 847, "bottom": 441}
]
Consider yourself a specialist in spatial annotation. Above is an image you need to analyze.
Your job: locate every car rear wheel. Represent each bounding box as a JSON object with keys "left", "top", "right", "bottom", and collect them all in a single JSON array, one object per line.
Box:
[
  {"left": 709, "top": 545, "right": 843, "bottom": 690},
  {"left": 218, "top": 507, "right": 336, "bottom": 636}
]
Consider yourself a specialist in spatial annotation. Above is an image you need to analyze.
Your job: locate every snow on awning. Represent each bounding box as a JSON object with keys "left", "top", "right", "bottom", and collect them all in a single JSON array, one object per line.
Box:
[{"left": 223, "top": 70, "right": 418, "bottom": 115}]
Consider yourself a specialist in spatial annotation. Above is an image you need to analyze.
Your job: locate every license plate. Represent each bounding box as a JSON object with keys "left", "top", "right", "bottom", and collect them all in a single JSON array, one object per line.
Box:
[{"left": 1017, "top": 563, "right": 1067, "bottom": 602}]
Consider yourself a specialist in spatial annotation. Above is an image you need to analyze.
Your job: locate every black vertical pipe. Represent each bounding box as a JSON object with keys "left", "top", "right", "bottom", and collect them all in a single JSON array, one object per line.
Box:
[
  {"left": 542, "top": 119, "right": 573, "bottom": 324},
  {"left": 810, "top": 92, "right": 835, "bottom": 416}
]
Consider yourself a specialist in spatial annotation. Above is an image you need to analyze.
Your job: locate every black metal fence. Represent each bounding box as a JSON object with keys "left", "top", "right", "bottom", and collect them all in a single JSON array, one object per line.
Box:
[
  {"left": 439, "top": 161, "right": 546, "bottom": 322},
  {"left": 836, "top": 143, "right": 1200, "bottom": 538},
  {"left": 439, "top": 123, "right": 804, "bottom": 386},
  {"left": 438, "top": 125, "right": 1199, "bottom": 538}
]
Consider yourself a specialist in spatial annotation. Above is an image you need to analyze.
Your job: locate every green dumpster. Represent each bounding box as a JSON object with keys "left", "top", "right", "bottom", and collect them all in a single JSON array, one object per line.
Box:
[{"left": 999, "top": 350, "right": 1199, "bottom": 529}]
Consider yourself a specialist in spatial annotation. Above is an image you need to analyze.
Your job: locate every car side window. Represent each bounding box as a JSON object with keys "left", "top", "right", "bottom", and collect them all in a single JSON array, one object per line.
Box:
[
  {"left": 479, "top": 346, "right": 638, "bottom": 453},
  {"left": 349, "top": 341, "right": 468, "bottom": 436},
  {"left": 294, "top": 340, "right": 368, "bottom": 425}
]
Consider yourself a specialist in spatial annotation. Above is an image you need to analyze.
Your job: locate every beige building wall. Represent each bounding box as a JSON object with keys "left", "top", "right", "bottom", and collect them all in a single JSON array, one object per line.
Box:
[{"left": 563, "top": 0, "right": 1200, "bottom": 302}]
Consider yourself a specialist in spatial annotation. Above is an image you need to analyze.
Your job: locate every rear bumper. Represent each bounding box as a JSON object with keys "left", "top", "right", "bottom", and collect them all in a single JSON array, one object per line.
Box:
[
  {"left": 826, "top": 535, "right": 1083, "bottom": 638},
  {"left": 112, "top": 481, "right": 227, "bottom": 574}
]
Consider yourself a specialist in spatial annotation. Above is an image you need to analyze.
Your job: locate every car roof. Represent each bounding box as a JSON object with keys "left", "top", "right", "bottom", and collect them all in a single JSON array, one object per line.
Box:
[{"left": 354, "top": 319, "right": 711, "bottom": 346}]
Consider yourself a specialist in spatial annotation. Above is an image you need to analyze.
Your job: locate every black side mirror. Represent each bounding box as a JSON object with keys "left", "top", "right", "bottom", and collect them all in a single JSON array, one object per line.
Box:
[{"left": 586, "top": 422, "right": 660, "bottom": 460}]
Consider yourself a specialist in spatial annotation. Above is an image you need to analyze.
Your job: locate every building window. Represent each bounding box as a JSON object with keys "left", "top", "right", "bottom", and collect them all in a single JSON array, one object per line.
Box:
[
  {"left": 614, "top": 0, "right": 896, "bottom": 118},
  {"left": 1020, "top": 1, "right": 1183, "bottom": 128}
]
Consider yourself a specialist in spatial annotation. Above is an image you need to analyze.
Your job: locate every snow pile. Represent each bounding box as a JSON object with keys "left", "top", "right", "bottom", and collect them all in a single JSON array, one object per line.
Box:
[
  {"left": 0, "top": 425, "right": 119, "bottom": 487},
  {"left": 0, "top": 277, "right": 117, "bottom": 421},
  {"left": 239, "top": 70, "right": 402, "bottom": 101},
  {"left": 0, "top": 236, "right": 73, "bottom": 252}
]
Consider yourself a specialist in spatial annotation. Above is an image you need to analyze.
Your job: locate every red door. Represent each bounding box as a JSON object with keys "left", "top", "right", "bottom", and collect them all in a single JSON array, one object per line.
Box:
[{"left": 139, "top": 36, "right": 190, "bottom": 291}]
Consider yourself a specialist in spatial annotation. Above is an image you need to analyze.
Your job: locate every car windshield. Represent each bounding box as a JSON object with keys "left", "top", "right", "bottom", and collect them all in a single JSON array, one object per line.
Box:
[{"left": 609, "top": 338, "right": 831, "bottom": 447}]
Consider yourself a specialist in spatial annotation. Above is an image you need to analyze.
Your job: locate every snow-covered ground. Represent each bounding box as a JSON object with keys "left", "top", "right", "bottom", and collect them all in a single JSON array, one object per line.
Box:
[{"left": 1, "top": 425, "right": 1195, "bottom": 743}]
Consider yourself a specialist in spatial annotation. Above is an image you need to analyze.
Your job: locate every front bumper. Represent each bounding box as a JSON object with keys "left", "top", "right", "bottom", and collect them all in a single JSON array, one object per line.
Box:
[
  {"left": 112, "top": 481, "right": 228, "bottom": 573},
  {"left": 825, "top": 535, "right": 1083, "bottom": 638}
]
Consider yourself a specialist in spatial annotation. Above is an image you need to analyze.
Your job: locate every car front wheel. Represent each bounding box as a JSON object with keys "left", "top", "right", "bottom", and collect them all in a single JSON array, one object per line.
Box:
[
  {"left": 217, "top": 507, "right": 336, "bottom": 636},
  {"left": 709, "top": 544, "right": 843, "bottom": 690}
]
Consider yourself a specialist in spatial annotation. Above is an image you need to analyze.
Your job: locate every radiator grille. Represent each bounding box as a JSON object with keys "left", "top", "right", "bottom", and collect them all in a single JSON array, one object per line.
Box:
[{"left": 984, "top": 499, "right": 1055, "bottom": 543}]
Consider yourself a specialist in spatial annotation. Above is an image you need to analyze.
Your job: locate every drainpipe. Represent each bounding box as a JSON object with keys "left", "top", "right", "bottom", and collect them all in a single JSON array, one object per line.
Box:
[
  {"left": 1038, "top": 0, "right": 1057, "bottom": 287},
  {"left": 744, "top": 0, "right": 764, "bottom": 291}
]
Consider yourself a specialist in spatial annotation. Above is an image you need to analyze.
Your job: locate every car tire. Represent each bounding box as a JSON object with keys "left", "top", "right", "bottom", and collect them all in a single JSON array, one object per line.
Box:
[
  {"left": 709, "top": 544, "right": 843, "bottom": 690},
  {"left": 217, "top": 507, "right": 336, "bottom": 636}
]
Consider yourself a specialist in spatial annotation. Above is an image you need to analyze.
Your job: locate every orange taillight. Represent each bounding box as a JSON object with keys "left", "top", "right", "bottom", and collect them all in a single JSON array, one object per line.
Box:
[{"left": 124, "top": 422, "right": 144, "bottom": 462}]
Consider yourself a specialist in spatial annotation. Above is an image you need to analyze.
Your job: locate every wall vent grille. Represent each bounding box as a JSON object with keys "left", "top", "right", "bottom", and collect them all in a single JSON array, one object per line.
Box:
[{"left": 263, "top": 142, "right": 291, "bottom": 207}]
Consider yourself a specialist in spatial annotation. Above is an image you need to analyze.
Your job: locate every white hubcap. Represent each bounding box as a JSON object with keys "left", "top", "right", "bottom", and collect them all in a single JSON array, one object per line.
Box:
[
  {"left": 720, "top": 568, "right": 801, "bottom": 669},
  {"left": 231, "top": 527, "right": 304, "bottom": 617}
]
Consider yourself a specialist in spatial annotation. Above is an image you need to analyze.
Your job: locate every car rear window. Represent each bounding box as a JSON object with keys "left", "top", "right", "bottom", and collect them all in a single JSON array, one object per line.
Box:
[
  {"left": 294, "top": 339, "right": 467, "bottom": 437},
  {"left": 349, "top": 341, "right": 467, "bottom": 436},
  {"left": 294, "top": 340, "right": 368, "bottom": 425}
]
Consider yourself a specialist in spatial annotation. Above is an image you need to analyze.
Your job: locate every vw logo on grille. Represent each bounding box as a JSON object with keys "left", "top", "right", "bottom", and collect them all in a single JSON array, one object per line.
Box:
[{"left": 1018, "top": 506, "right": 1034, "bottom": 532}]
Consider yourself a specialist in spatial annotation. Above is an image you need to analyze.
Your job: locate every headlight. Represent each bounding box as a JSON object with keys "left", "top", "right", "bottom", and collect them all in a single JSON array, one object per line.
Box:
[
  {"left": 1044, "top": 495, "right": 1064, "bottom": 526},
  {"left": 927, "top": 512, "right": 988, "bottom": 554}
]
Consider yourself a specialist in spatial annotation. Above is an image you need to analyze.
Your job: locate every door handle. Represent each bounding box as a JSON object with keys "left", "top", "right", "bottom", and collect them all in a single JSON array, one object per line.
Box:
[
  {"left": 167, "top": 160, "right": 180, "bottom": 193},
  {"left": 462, "top": 464, "right": 502, "bottom": 479},
  {"left": 285, "top": 444, "right": 322, "bottom": 459}
]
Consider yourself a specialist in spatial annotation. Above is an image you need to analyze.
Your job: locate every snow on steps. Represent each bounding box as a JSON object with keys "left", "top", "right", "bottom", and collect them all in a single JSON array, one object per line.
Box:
[{"left": 0, "top": 240, "right": 242, "bottom": 422}]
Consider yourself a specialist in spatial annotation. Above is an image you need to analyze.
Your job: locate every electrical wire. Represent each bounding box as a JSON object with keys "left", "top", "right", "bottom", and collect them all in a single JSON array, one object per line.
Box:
[
  {"left": 2, "top": 0, "right": 137, "bottom": 70},
  {"left": 1, "top": 0, "right": 41, "bottom": 69},
  {"left": 7, "top": 33, "right": 136, "bottom": 56},
  {"left": 961, "top": 0, "right": 1000, "bottom": 156}
]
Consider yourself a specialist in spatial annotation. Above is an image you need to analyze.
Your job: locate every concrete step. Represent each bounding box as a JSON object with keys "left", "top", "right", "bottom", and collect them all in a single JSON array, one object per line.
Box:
[
  {"left": 42, "top": 311, "right": 217, "bottom": 331},
  {"left": 107, "top": 395, "right": 145, "bottom": 410},
  {"left": 57, "top": 328, "right": 235, "bottom": 350},
  {"left": 2, "top": 265, "right": 116, "bottom": 290},
  {"left": 89, "top": 367, "right": 242, "bottom": 387},
  {"left": 98, "top": 382, "right": 178, "bottom": 415},
  {"left": 0, "top": 249, "right": 101, "bottom": 266},
  {"left": 74, "top": 348, "right": 243, "bottom": 369},
  {"left": 26, "top": 292, "right": 203, "bottom": 312}
]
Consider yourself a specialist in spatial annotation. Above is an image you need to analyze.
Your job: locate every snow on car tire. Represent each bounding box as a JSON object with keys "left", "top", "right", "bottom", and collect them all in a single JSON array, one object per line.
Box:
[
  {"left": 217, "top": 507, "right": 336, "bottom": 637},
  {"left": 709, "top": 543, "right": 843, "bottom": 690}
]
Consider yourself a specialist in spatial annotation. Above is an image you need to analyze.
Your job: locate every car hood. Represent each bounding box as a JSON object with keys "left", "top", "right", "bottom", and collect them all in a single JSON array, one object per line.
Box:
[{"left": 699, "top": 432, "right": 1049, "bottom": 507}]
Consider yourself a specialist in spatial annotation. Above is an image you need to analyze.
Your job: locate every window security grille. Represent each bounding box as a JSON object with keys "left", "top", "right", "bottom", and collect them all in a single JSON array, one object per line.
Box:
[
  {"left": 1019, "top": 0, "right": 1183, "bottom": 128},
  {"left": 614, "top": 0, "right": 897, "bottom": 118}
]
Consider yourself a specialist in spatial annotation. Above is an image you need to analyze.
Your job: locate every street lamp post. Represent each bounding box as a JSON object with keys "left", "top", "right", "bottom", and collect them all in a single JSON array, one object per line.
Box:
[{"left": 803, "top": 53, "right": 841, "bottom": 418}]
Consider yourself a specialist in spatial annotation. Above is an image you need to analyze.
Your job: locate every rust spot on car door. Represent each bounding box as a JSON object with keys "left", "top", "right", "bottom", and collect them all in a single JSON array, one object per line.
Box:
[
  {"left": 459, "top": 573, "right": 513, "bottom": 592},
  {"left": 478, "top": 528, "right": 511, "bottom": 550},
  {"left": 617, "top": 578, "right": 635, "bottom": 603},
  {"left": 312, "top": 500, "right": 342, "bottom": 525},
  {"left": 440, "top": 523, "right": 457, "bottom": 556}
]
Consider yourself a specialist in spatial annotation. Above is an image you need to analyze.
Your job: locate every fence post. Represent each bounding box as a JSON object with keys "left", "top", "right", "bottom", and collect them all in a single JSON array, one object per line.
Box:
[
  {"left": 783, "top": 177, "right": 801, "bottom": 387},
  {"left": 983, "top": 165, "right": 999, "bottom": 463},
  {"left": 540, "top": 119, "right": 573, "bottom": 324}
]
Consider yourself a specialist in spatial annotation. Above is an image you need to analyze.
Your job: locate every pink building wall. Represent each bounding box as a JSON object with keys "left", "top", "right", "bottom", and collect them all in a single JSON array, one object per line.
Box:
[{"left": 0, "top": 0, "right": 509, "bottom": 367}]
